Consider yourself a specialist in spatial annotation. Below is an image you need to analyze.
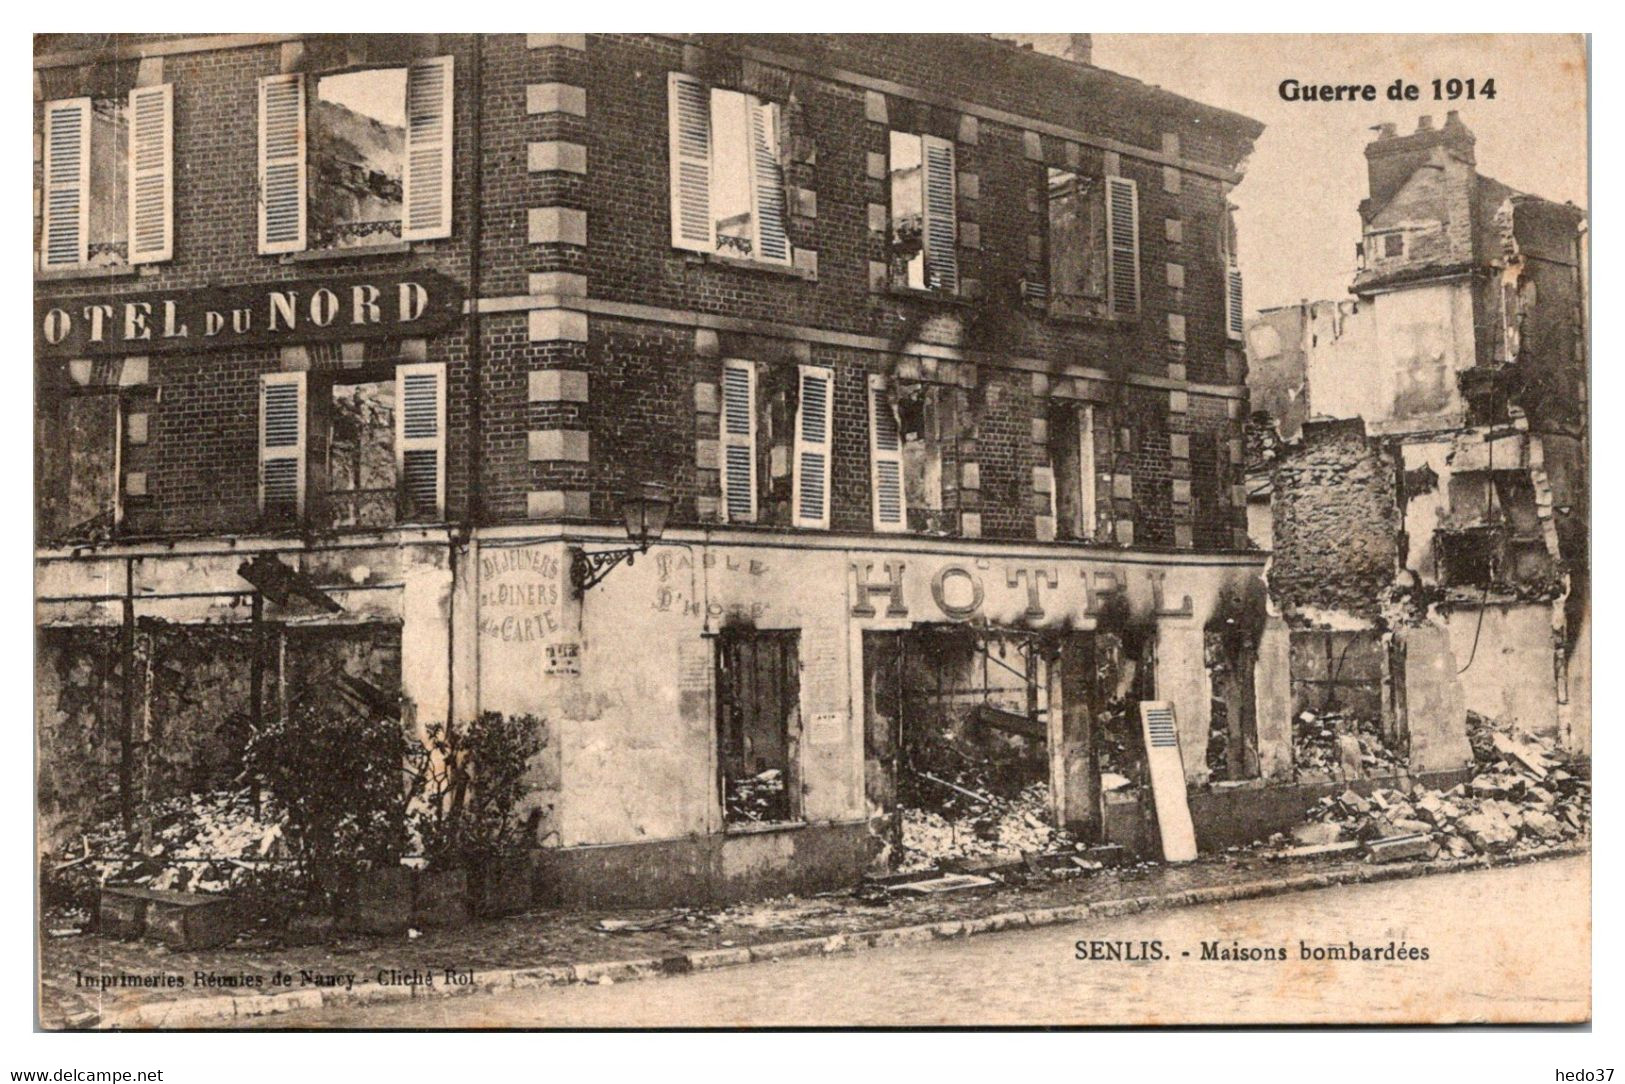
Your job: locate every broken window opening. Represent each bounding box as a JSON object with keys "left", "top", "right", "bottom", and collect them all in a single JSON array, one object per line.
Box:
[
  {"left": 1204, "top": 629, "right": 1259, "bottom": 783},
  {"left": 316, "top": 376, "right": 397, "bottom": 529},
  {"left": 40, "top": 389, "right": 122, "bottom": 542},
  {"left": 309, "top": 68, "right": 407, "bottom": 251},
  {"left": 1046, "top": 168, "right": 1106, "bottom": 302},
  {"left": 888, "top": 130, "right": 956, "bottom": 292},
  {"left": 897, "top": 382, "right": 952, "bottom": 533},
  {"left": 1048, "top": 402, "right": 1098, "bottom": 541},
  {"left": 717, "top": 629, "right": 801, "bottom": 827}
]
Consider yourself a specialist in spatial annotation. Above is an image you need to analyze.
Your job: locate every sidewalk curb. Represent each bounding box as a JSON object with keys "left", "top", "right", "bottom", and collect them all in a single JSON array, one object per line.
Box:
[{"left": 92, "top": 844, "right": 1585, "bottom": 1029}]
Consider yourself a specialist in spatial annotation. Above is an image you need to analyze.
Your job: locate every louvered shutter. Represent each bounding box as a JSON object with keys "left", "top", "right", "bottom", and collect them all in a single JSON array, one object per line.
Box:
[
  {"left": 1106, "top": 176, "right": 1139, "bottom": 315},
  {"left": 1226, "top": 261, "right": 1245, "bottom": 340},
  {"left": 257, "top": 74, "right": 306, "bottom": 254},
  {"left": 41, "top": 97, "right": 90, "bottom": 269},
  {"left": 792, "top": 366, "right": 833, "bottom": 529},
  {"left": 396, "top": 362, "right": 446, "bottom": 521},
  {"left": 920, "top": 135, "right": 958, "bottom": 293},
  {"left": 260, "top": 373, "right": 306, "bottom": 518},
  {"left": 403, "top": 56, "right": 454, "bottom": 242},
  {"left": 720, "top": 360, "right": 757, "bottom": 523},
  {"left": 127, "top": 83, "right": 174, "bottom": 264},
  {"left": 748, "top": 98, "right": 790, "bottom": 265},
  {"left": 668, "top": 72, "right": 714, "bottom": 253},
  {"left": 869, "top": 375, "right": 905, "bottom": 533}
]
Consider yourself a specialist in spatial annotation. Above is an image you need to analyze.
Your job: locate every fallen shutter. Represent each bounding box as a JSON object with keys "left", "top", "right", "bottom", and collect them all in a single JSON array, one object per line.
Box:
[
  {"left": 792, "top": 365, "right": 833, "bottom": 529},
  {"left": 257, "top": 74, "right": 306, "bottom": 254},
  {"left": 127, "top": 83, "right": 174, "bottom": 264},
  {"left": 920, "top": 134, "right": 958, "bottom": 292},
  {"left": 748, "top": 97, "right": 790, "bottom": 264},
  {"left": 1106, "top": 176, "right": 1139, "bottom": 316},
  {"left": 403, "top": 56, "right": 454, "bottom": 242},
  {"left": 868, "top": 375, "right": 905, "bottom": 532},
  {"left": 396, "top": 362, "right": 446, "bottom": 520},
  {"left": 260, "top": 372, "right": 306, "bottom": 518},
  {"left": 42, "top": 97, "right": 91, "bottom": 269},
  {"left": 668, "top": 72, "right": 714, "bottom": 253},
  {"left": 1138, "top": 701, "right": 1198, "bottom": 862},
  {"left": 720, "top": 360, "right": 757, "bottom": 523},
  {"left": 1226, "top": 261, "right": 1245, "bottom": 340}
]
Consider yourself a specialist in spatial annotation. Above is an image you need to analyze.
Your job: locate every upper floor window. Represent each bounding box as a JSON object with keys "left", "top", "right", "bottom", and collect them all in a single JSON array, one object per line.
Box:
[
  {"left": 39, "top": 85, "right": 173, "bottom": 270},
  {"left": 667, "top": 73, "right": 791, "bottom": 266},
  {"left": 1046, "top": 168, "right": 1106, "bottom": 306},
  {"left": 888, "top": 130, "right": 957, "bottom": 293},
  {"left": 258, "top": 57, "right": 452, "bottom": 256},
  {"left": 716, "top": 359, "right": 830, "bottom": 530},
  {"left": 1222, "top": 203, "right": 1244, "bottom": 339}
]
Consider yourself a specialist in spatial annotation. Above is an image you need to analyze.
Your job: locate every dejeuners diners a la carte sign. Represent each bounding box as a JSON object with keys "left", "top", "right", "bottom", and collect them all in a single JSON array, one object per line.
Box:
[{"left": 36, "top": 272, "right": 464, "bottom": 358}]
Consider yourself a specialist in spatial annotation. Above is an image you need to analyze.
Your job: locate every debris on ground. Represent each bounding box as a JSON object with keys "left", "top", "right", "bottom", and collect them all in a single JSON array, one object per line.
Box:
[
  {"left": 897, "top": 781, "right": 1071, "bottom": 873},
  {"left": 1283, "top": 714, "right": 1588, "bottom": 861},
  {"left": 43, "top": 791, "right": 285, "bottom": 924},
  {"left": 1293, "top": 710, "right": 1405, "bottom": 779},
  {"left": 724, "top": 769, "right": 789, "bottom": 823}
]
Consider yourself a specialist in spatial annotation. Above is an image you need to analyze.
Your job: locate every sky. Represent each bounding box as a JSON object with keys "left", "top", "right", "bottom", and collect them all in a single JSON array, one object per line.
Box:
[{"left": 1065, "top": 35, "right": 1590, "bottom": 312}]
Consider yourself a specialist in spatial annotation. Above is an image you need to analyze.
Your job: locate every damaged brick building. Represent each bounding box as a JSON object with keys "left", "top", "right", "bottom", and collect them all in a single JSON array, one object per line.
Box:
[
  {"left": 36, "top": 33, "right": 1273, "bottom": 907},
  {"left": 1246, "top": 112, "right": 1589, "bottom": 788}
]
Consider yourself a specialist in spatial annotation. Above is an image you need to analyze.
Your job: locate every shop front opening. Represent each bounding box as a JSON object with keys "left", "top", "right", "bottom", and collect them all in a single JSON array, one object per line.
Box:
[{"left": 716, "top": 628, "right": 801, "bottom": 828}]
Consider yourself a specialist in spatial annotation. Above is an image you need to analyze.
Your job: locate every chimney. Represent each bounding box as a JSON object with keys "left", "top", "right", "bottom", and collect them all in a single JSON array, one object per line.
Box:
[
  {"left": 1064, "top": 34, "right": 1093, "bottom": 65},
  {"left": 1363, "top": 112, "right": 1476, "bottom": 213}
]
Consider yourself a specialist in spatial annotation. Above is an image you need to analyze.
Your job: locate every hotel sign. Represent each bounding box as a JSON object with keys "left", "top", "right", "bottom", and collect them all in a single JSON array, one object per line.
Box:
[{"left": 36, "top": 271, "right": 464, "bottom": 359}]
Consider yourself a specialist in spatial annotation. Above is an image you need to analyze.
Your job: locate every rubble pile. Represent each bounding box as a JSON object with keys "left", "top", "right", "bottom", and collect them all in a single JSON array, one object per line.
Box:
[
  {"left": 725, "top": 769, "right": 790, "bottom": 823},
  {"left": 1291, "top": 719, "right": 1588, "bottom": 858},
  {"left": 1293, "top": 710, "right": 1405, "bottom": 778},
  {"left": 898, "top": 782, "right": 1066, "bottom": 872},
  {"left": 46, "top": 791, "right": 284, "bottom": 913}
]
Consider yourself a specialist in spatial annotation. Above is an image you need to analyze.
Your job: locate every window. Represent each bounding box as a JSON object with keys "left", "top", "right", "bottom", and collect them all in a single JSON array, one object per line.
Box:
[
  {"left": 1048, "top": 403, "right": 1097, "bottom": 541},
  {"left": 258, "top": 57, "right": 452, "bottom": 256},
  {"left": 259, "top": 363, "right": 444, "bottom": 526},
  {"left": 717, "top": 629, "right": 801, "bottom": 827},
  {"left": 40, "top": 84, "right": 173, "bottom": 270},
  {"left": 888, "top": 130, "right": 957, "bottom": 292},
  {"left": 1383, "top": 231, "right": 1405, "bottom": 258},
  {"left": 791, "top": 365, "right": 832, "bottom": 529},
  {"left": 1105, "top": 176, "right": 1140, "bottom": 315},
  {"left": 897, "top": 383, "right": 951, "bottom": 533},
  {"left": 1046, "top": 168, "right": 1106, "bottom": 304},
  {"left": 40, "top": 392, "right": 121, "bottom": 539},
  {"left": 667, "top": 73, "right": 790, "bottom": 265}
]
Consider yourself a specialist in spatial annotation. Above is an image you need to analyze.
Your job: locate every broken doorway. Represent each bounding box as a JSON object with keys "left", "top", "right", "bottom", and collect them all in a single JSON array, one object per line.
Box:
[{"left": 716, "top": 629, "right": 801, "bottom": 827}]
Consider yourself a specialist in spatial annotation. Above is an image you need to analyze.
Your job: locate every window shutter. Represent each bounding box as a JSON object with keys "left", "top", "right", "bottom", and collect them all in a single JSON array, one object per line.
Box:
[
  {"left": 920, "top": 135, "right": 958, "bottom": 292},
  {"left": 403, "top": 56, "right": 454, "bottom": 242},
  {"left": 1106, "top": 176, "right": 1140, "bottom": 316},
  {"left": 868, "top": 376, "right": 905, "bottom": 533},
  {"left": 792, "top": 366, "right": 833, "bottom": 529},
  {"left": 668, "top": 72, "right": 714, "bottom": 253},
  {"left": 1077, "top": 404, "right": 1097, "bottom": 539},
  {"left": 1226, "top": 261, "right": 1245, "bottom": 340},
  {"left": 260, "top": 373, "right": 306, "bottom": 518},
  {"left": 748, "top": 98, "right": 790, "bottom": 265},
  {"left": 720, "top": 360, "right": 757, "bottom": 523},
  {"left": 257, "top": 74, "right": 306, "bottom": 254},
  {"left": 396, "top": 362, "right": 446, "bottom": 521},
  {"left": 127, "top": 83, "right": 174, "bottom": 264},
  {"left": 41, "top": 97, "right": 90, "bottom": 268}
]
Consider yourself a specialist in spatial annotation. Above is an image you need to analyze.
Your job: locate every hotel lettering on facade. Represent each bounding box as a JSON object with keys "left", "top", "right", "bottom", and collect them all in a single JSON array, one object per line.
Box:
[{"left": 35, "top": 34, "right": 1272, "bottom": 905}]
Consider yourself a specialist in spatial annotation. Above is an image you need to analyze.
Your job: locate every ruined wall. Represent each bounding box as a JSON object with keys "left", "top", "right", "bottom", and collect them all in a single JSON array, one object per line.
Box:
[
  {"left": 1440, "top": 603, "right": 1559, "bottom": 737},
  {"left": 1268, "top": 419, "right": 1400, "bottom": 619}
]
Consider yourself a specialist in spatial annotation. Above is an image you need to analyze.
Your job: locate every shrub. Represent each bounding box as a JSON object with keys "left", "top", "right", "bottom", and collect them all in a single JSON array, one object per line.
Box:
[
  {"left": 243, "top": 699, "right": 414, "bottom": 900},
  {"left": 412, "top": 712, "right": 544, "bottom": 870}
]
